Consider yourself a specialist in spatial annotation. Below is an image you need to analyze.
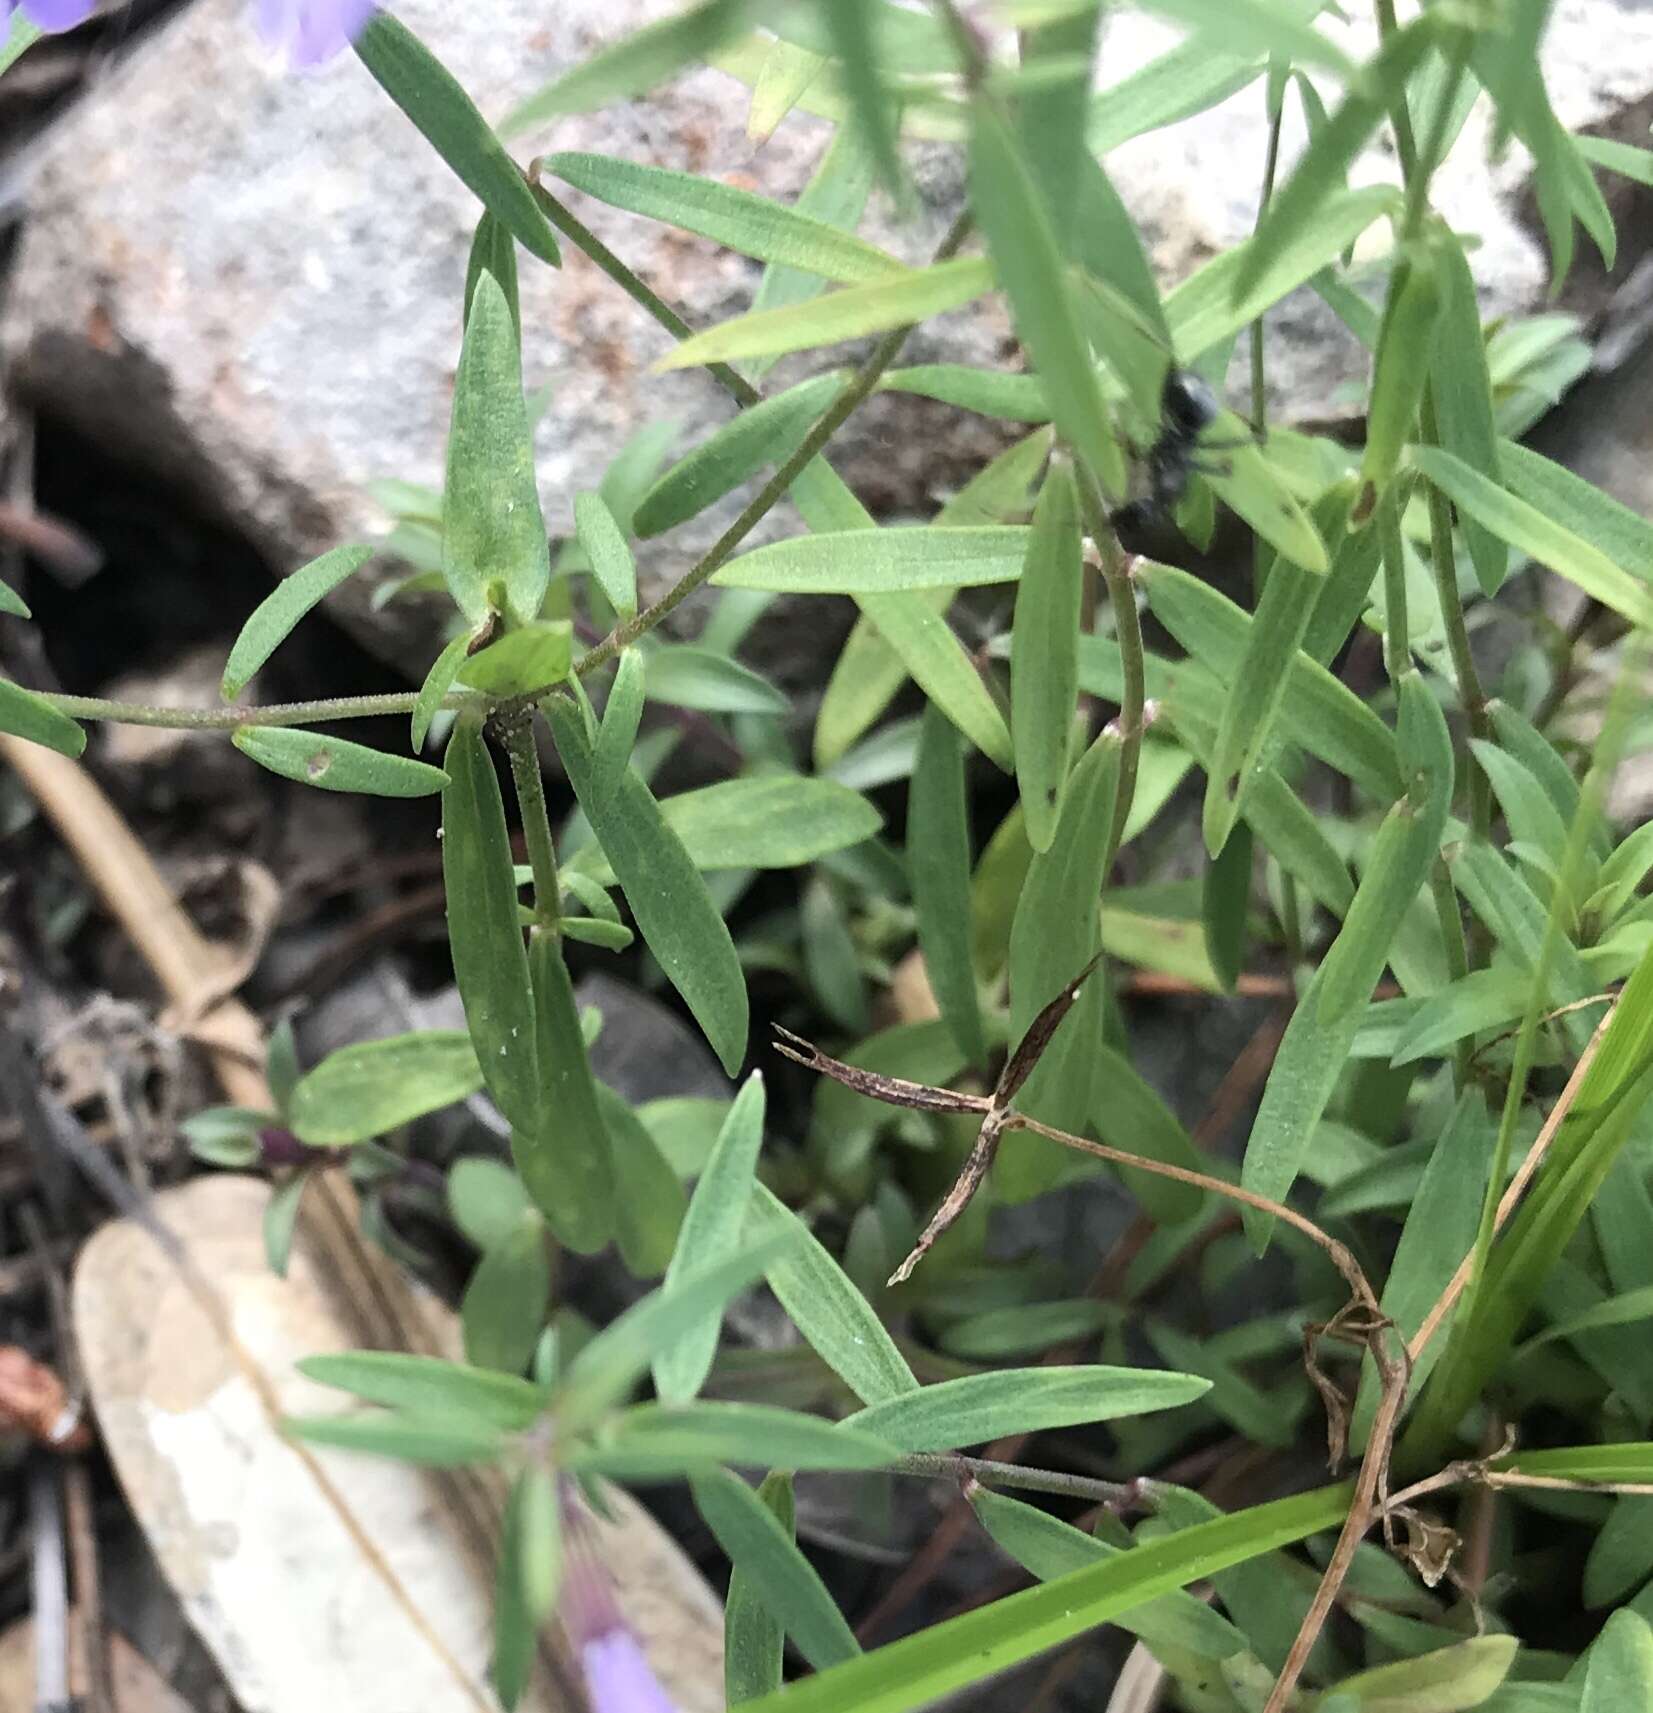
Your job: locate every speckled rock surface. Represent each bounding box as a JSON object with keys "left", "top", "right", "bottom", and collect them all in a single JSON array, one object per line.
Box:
[{"left": 3, "top": 0, "right": 1651, "bottom": 674}]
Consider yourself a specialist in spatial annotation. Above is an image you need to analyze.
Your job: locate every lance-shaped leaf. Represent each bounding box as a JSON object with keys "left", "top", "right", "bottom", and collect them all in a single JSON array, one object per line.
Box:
[
  {"left": 517, "top": 931, "right": 614, "bottom": 1253},
  {"left": 1356, "top": 243, "right": 1442, "bottom": 520},
  {"left": 714, "top": 525, "right": 1029, "bottom": 594},
  {"left": 970, "top": 100, "right": 1123, "bottom": 495},
  {"left": 290, "top": 1032, "right": 483, "bottom": 1145},
  {"left": 444, "top": 272, "right": 551, "bottom": 627},
  {"left": 1241, "top": 673, "right": 1452, "bottom": 1246},
  {"left": 910, "top": 706, "right": 989, "bottom": 1069},
  {"left": 354, "top": 13, "right": 560, "bottom": 265},
  {"left": 1411, "top": 447, "right": 1653, "bottom": 631},
  {"left": 464, "top": 210, "right": 520, "bottom": 336},
  {"left": 222, "top": 546, "right": 374, "bottom": 699},
  {"left": 839, "top": 1363, "right": 1210, "bottom": 1452},
  {"left": 692, "top": 1468, "right": 861, "bottom": 1674},
  {"left": 543, "top": 153, "right": 906, "bottom": 283},
  {"left": 653, "top": 1074, "right": 769, "bottom": 1402},
  {"left": 724, "top": 1474, "right": 791, "bottom": 1704},
  {"left": 657, "top": 258, "right": 995, "bottom": 371},
  {"left": 546, "top": 697, "right": 748, "bottom": 1075},
  {"left": 0, "top": 678, "right": 85, "bottom": 757},
  {"left": 442, "top": 719, "right": 541, "bottom": 1131},
  {"left": 1012, "top": 459, "right": 1081, "bottom": 854},
  {"left": 234, "top": 728, "right": 448, "bottom": 797}
]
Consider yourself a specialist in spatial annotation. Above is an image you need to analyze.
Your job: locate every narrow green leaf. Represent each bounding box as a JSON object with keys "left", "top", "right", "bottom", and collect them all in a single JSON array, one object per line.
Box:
[
  {"left": 1584, "top": 1497, "right": 1653, "bottom": 1610},
  {"left": 693, "top": 1467, "right": 862, "bottom": 1672},
  {"left": 544, "top": 153, "right": 905, "bottom": 284},
  {"left": 1357, "top": 246, "right": 1443, "bottom": 517},
  {"left": 519, "top": 931, "right": 615, "bottom": 1252},
  {"left": 594, "top": 647, "right": 646, "bottom": 806},
  {"left": 0, "top": 11, "right": 42, "bottom": 79},
  {"left": 1233, "top": 19, "right": 1434, "bottom": 301},
  {"left": 583, "top": 1402, "right": 887, "bottom": 1477},
  {"left": 284, "top": 1410, "right": 508, "bottom": 1467},
  {"left": 501, "top": 0, "right": 759, "bottom": 133},
  {"left": 1583, "top": 1610, "right": 1653, "bottom": 1711},
  {"left": 565, "top": 773, "right": 882, "bottom": 882},
  {"left": 296, "top": 1350, "right": 546, "bottom": 1426},
  {"left": 222, "top": 546, "right": 374, "bottom": 700},
  {"left": 263, "top": 1171, "right": 308, "bottom": 1277},
  {"left": 1017, "top": 5, "right": 1104, "bottom": 245},
  {"left": 412, "top": 631, "right": 472, "bottom": 751},
  {"left": 464, "top": 210, "right": 520, "bottom": 338},
  {"left": 1471, "top": 741, "right": 1571, "bottom": 872},
  {"left": 658, "top": 258, "right": 995, "bottom": 372},
  {"left": 910, "top": 706, "right": 989, "bottom": 1069},
  {"left": 1089, "top": 1045, "right": 1206, "bottom": 1224},
  {"left": 233, "top": 727, "right": 447, "bottom": 797},
  {"left": 970, "top": 1488, "right": 1246, "bottom": 1661},
  {"left": 1003, "top": 733, "right": 1119, "bottom": 1182},
  {"left": 354, "top": 13, "right": 560, "bottom": 266},
  {"left": 1204, "top": 436, "right": 1329, "bottom": 572},
  {"left": 1242, "top": 674, "right": 1451, "bottom": 1244},
  {"left": 725, "top": 1474, "right": 790, "bottom": 1704},
  {"left": 801, "top": 875, "right": 870, "bottom": 1034},
  {"left": 747, "top": 126, "right": 877, "bottom": 376},
  {"left": 1168, "top": 185, "right": 1395, "bottom": 362},
  {"left": 818, "top": 0, "right": 907, "bottom": 202},
  {"left": 493, "top": 1472, "right": 544, "bottom": 1709},
  {"left": 462, "top": 1212, "right": 550, "bottom": 1375},
  {"left": 546, "top": 696, "right": 749, "bottom": 1075},
  {"left": 1087, "top": 29, "right": 1268, "bottom": 154},
  {"left": 1497, "top": 438, "right": 1653, "bottom": 589},
  {"left": 1203, "top": 555, "right": 1319, "bottom": 856},
  {"left": 458, "top": 622, "right": 573, "bottom": 697},
  {"left": 557, "top": 1233, "right": 794, "bottom": 1427},
  {"left": 1203, "top": 820, "right": 1252, "bottom": 993},
  {"left": 839, "top": 1364, "right": 1209, "bottom": 1452},
  {"left": 1326, "top": 1635, "right": 1518, "bottom": 1712},
  {"left": 1146, "top": 1321, "right": 1302, "bottom": 1447},
  {"left": 1430, "top": 230, "right": 1505, "bottom": 594},
  {"left": 1138, "top": 561, "right": 1400, "bottom": 801},
  {"left": 1012, "top": 460, "right": 1081, "bottom": 853},
  {"left": 970, "top": 100, "right": 1123, "bottom": 494},
  {"left": 748, "top": 38, "right": 827, "bottom": 147},
  {"left": 447, "top": 1157, "right": 532, "bottom": 1250},
  {"left": 444, "top": 272, "right": 550, "bottom": 625},
  {"left": 654, "top": 1074, "right": 769, "bottom": 1402},
  {"left": 636, "top": 373, "right": 847, "bottom": 539},
  {"left": 290, "top": 1032, "right": 482, "bottom": 1144},
  {"left": 644, "top": 644, "right": 788, "bottom": 716},
  {"left": 746, "top": 1184, "right": 919, "bottom": 1405},
  {"left": 715, "top": 525, "right": 1029, "bottom": 594},
  {"left": 599, "top": 1082, "right": 687, "bottom": 1278},
  {"left": 573, "top": 491, "right": 638, "bottom": 619},
  {"left": 0, "top": 578, "right": 29, "bottom": 619},
  {"left": 1412, "top": 445, "right": 1653, "bottom": 631},
  {"left": 0, "top": 679, "right": 85, "bottom": 758},
  {"left": 734, "top": 1482, "right": 1354, "bottom": 1713},
  {"left": 442, "top": 719, "right": 541, "bottom": 1129},
  {"left": 879, "top": 366, "right": 1051, "bottom": 422}
]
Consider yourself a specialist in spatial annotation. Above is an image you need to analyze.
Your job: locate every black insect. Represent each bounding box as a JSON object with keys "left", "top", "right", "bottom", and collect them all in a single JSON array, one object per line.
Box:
[{"left": 1109, "top": 367, "right": 1225, "bottom": 546}]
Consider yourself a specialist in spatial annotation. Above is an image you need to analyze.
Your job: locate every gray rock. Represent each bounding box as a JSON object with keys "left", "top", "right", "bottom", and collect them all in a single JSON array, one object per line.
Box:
[{"left": 3, "top": 0, "right": 1651, "bottom": 677}]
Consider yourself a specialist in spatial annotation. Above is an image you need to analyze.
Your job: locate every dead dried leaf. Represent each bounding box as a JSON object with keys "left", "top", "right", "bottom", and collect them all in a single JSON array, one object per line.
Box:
[{"left": 74, "top": 1174, "right": 723, "bottom": 1713}]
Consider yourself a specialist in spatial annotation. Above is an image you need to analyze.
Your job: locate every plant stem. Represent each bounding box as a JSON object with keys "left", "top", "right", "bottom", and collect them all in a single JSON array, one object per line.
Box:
[
  {"left": 891, "top": 1452, "right": 1148, "bottom": 1510},
  {"left": 499, "top": 712, "right": 560, "bottom": 930},
  {"left": 1431, "top": 854, "right": 1472, "bottom": 1092},
  {"left": 1076, "top": 467, "right": 1144, "bottom": 861},
  {"left": 41, "top": 689, "right": 426, "bottom": 730},
  {"left": 1375, "top": 486, "right": 1410, "bottom": 686},
  {"left": 562, "top": 207, "right": 977, "bottom": 684},
  {"left": 1421, "top": 395, "right": 1492, "bottom": 837},
  {"left": 1249, "top": 92, "right": 1285, "bottom": 435},
  {"left": 526, "top": 173, "right": 760, "bottom": 410}
]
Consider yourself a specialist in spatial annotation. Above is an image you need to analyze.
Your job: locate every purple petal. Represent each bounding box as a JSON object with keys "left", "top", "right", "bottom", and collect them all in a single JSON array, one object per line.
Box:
[
  {"left": 258, "top": 0, "right": 375, "bottom": 67},
  {"left": 22, "top": 0, "right": 97, "bottom": 30},
  {"left": 580, "top": 1630, "right": 677, "bottom": 1713}
]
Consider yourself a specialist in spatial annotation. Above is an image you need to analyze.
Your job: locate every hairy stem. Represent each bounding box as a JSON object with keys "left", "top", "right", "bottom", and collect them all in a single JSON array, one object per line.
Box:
[
  {"left": 1076, "top": 469, "right": 1144, "bottom": 861},
  {"left": 892, "top": 1452, "right": 1147, "bottom": 1510},
  {"left": 41, "top": 689, "right": 426, "bottom": 730}
]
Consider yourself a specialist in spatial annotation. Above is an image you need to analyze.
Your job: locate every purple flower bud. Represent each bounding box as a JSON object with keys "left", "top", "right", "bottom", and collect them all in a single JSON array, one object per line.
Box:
[
  {"left": 578, "top": 1629, "right": 678, "bottom": 1713},
  {"left": 2, "top": 0, "right": 98, "bottom": 31},
  {"left": 254, "top": 0, "right": 376, "bottom": 68}
]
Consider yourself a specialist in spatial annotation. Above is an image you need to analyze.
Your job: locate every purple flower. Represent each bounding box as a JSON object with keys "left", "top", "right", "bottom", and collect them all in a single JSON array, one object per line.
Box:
[
  {"left": 255, "top": 0, "right": 376, "bottom": 67},
  {"left": 578, "top": 1630, "right": 678, "bottom": 1713},
  {"left": 2, "top": 0, "right": 98, "bottom": 31},
  {"left": 558, "top": 1484, "right": 678, "bottom": 1713}
]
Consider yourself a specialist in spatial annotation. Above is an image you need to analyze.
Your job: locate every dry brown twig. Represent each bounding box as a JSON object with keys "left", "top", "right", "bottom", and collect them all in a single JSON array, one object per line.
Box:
[{"left": 777, "top": 965, "right": 1623, "bottom": 1713}]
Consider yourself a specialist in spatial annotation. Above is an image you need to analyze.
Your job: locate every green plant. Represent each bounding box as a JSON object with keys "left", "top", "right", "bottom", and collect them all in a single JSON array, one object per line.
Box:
[{"left": 10, "top": 2, "right": 1653, "bottom": 1709}]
